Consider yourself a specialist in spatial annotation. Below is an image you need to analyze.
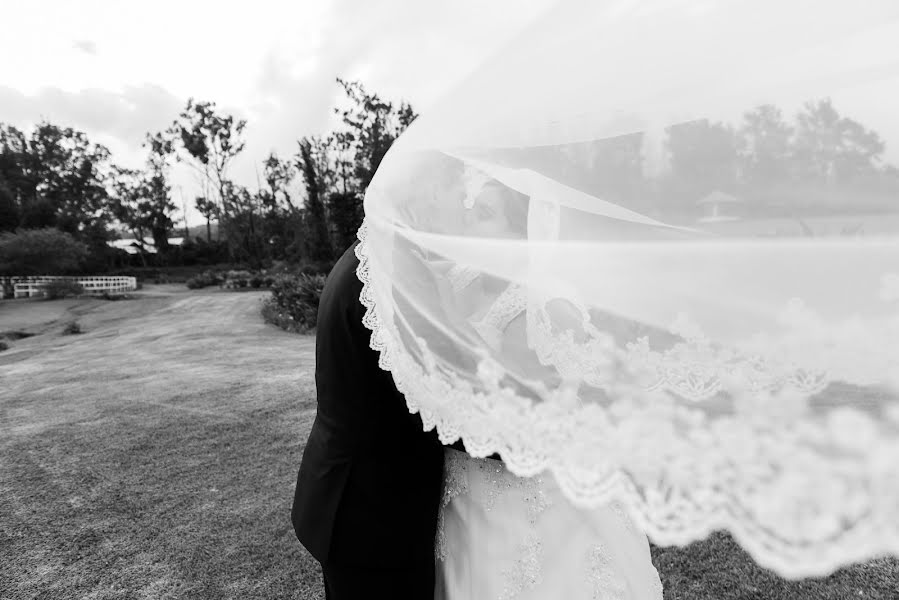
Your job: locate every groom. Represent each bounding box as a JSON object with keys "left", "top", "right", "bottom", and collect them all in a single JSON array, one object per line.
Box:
[{"left": 291, "top": 239, "right": 446, "bottom": 599}]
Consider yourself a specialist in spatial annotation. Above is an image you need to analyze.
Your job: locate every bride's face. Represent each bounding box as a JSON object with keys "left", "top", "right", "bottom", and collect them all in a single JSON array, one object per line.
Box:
[{"left": 464, "top": 182, "right": 521, "bottom": 239}]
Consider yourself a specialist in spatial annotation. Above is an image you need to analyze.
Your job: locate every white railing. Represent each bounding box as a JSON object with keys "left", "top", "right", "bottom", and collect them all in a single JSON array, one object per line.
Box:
[{"left": 11, "top": 276, "right": 138, "bottom": 299}]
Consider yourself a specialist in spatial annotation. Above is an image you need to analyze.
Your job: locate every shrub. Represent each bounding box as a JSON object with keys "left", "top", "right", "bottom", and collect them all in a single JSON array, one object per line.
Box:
[
  {"left": 260, "top": 297, "right": 303, "bottom": 333},
  {"left": 186, "top": 268, "right": 278, "bottom": 291},
  {"left": 297, "top": 262, "right": 334, "bottom": 277},
  {"left": 99, "top": 291, "right": 130, "bottom": 301},
  {"left": 0, "top": 228, "right": 88, "bottom": 276},
  {"left": 63, "top": 321, "right": 82, "bottom": 335},
  {"left": 223, "top": 270, "right": 252, "bottom": 290},
  {"left": 1, "top": 330, "right": 33, "bottom": 341},
  {"left": 262, "top": 273, "right": 327, "bottom": 333},
  {"left": 186, "top": 270, "right": 224, "bottom": 289},
  {"left": 41, "top": 279, "right": 84, "bottom": 300}
]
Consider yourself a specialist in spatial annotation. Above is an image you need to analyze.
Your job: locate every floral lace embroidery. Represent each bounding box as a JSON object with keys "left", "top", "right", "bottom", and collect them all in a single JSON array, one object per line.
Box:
[
  {"left": 542, "top": 298, "right": 899, "bottom": 402},
  {"left": 584, "top": 544, "right": 627, "bottom": 600},
  {"left": 609, "top": 501, "right": 638, "bottom": 535},
  {"left": 523, "top": 478, "right": 552, "bottom": 526},
  {"left": 472, "top": 284, "right": 527, "bottom": 351},
  {"left": 436, "top": 450, "right": 553, "bottom": 563},
  {"left": 474, "top": 459, "right": 552, "bottom": 520},
  {"left": 500, "top": 533, "right": 543, "bottom": 600},
  {"left": 436, "top": 449, "right": 470, "bottom": 561}
]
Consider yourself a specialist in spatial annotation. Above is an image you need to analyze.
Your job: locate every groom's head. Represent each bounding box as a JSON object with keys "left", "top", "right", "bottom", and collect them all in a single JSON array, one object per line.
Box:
[{"left": 370, "top": 149, "right": 529, "bottom": 240}]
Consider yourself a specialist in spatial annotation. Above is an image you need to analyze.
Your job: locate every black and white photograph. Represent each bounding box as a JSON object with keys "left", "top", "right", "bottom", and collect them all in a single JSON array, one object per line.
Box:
[{"left": 1, "top": 1, "right": 898, "bottom": 598}]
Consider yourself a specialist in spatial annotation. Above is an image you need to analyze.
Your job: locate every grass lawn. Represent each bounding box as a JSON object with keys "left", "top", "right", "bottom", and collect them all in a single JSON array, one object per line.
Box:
[{"left": 1, "top": 288, "right": 897, "bottom": 599}]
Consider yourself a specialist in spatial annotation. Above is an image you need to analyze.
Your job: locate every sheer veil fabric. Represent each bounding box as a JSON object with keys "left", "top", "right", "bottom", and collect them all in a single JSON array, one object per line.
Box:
[{"left": 355, "top": 0, "right": 899, "bottom": 577}]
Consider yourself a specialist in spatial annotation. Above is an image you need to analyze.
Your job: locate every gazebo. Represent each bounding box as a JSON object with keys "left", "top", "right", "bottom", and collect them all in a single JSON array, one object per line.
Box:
[{"left": 696, "top": 190, "right": 742, "bottom": 223}]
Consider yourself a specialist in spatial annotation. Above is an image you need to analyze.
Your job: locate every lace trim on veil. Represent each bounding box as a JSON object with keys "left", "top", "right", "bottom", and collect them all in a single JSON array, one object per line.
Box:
[{"left": 354, "top": 220, "right": 899, "bottom": 578}]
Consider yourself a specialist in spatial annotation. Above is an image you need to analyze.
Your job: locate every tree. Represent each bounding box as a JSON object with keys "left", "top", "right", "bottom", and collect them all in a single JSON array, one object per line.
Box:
[
  {"left": 194, "top": 195, "right": 217, "bottom": 242},
  {"left": 792, "top": 98, "right": 885, "bottom": 185},
  {"left": 0, "top": 122, "right": 113, "bottom": 253},
  {"left": 0, "top": 227, "right": 89, "bottom": 278},
  {"left": 142, "top": 131, "right": 178, "bottom": 254},
  {"left": 325, "top": 190, "right": 364, "bottom": 253},
  {"left": 27, "top": 123, "right": 112, "bottom": 237},
  {"left": 296, "top": 137, "right": 333, "bottom": 261},
  {"left": 334, "top": 78, "right": 417, "bottom": 193},
  {"left": 326, "top": 130, "right": 357, "bottom": 195},
  {"left": 262, "top": 152, "right": 297, "bottom": 212},
  {"left": 219, "top": 181, "right": 266, "bottom": 267},
  {"left": 108, "top": 133, "right": 177, "bottom": 267},
  {"left": 169, "top": 99, "right": 246, "bottom": 259},
  {"left": 108, "top": 167, "right": 153, "bottom": 267},
  {"left": 281, "top": 80, "right": 419, "bottom": 261},
  {"left": 739, "top": 104, "right": 794, "bottom": 186},
  {"left": 0, "top": 179, "right": 18, "bottom": 231},
  {"left": 664, "top": 119, "right": 740, "bottom": 214},
  {"left": 18, "top": 197, "right": 57, "bottom": 229},
  {"left": 0, "top": 124, "right": 41, "bottom": 207}
]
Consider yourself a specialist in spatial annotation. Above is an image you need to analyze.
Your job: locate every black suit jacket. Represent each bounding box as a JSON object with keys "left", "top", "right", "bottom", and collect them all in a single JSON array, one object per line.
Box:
[{"left": 291, "top": 241, "right": 445, "bottom": 568}]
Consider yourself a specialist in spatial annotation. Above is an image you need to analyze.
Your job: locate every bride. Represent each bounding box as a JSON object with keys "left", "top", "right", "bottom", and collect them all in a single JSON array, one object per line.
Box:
[
  {"left": 436, "top": 448, "right": 663, "bottom": 599},
  {"left": 423, "top": 172, "right": 664, "bottom": 599}
]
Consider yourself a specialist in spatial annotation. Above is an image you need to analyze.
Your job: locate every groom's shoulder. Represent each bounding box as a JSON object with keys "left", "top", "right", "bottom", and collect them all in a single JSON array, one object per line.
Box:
[
  {"left": 319, "top": 241, "right": 364, "bottom": 319},
  {"left": 326, "top": 241, "right": 362, "bottom": 293}
]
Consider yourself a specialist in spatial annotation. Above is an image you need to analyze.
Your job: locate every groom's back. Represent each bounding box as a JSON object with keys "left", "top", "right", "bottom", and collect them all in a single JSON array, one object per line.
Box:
[{"left": 291, "top": 241, "right": 445, "bottom": 569}]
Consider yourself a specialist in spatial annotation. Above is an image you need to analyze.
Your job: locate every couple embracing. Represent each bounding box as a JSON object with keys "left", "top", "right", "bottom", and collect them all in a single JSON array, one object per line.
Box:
[{"left": 291, "top": 240, "right": 662, "bottom": 600}]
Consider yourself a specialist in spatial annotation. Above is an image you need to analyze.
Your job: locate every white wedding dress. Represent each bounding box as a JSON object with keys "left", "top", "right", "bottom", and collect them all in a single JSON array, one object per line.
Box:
[
  {"left": 435, "top": 449, "right": 664, "bottom": 600},
  {"left": 434, "top": 278, "right": 664, "bottom": 600}
]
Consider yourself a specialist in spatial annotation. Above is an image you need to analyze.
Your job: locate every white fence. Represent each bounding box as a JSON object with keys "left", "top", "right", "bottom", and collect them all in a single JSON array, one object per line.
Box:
[{"left": 12, "top": 276, "right": 138, "bottom": 299}]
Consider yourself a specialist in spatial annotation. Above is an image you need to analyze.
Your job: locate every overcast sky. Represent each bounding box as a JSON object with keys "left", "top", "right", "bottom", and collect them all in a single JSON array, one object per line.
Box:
[
  {"left": 1, "top": 0, "right": 553, "bottom": 225},
  {"left": 3, "top": 1, "right": 898, "bottom": 228}
]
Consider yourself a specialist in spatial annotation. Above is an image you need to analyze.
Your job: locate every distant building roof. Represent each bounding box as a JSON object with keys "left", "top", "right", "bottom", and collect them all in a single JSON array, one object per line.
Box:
[
  {"left": 108, "top": 237, "right": 184, "bottom": 254},
  {"left": 697, "top": 190, "right": 742, "bottom": 205}
]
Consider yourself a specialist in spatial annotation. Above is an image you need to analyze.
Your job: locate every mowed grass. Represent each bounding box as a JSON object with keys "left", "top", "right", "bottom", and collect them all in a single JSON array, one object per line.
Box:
[
  {"left": 1, "top": 289, "right": 897, "bottom": 599},
  {"left": 1, "top": 289, "right": 323, "bottom": 599}
]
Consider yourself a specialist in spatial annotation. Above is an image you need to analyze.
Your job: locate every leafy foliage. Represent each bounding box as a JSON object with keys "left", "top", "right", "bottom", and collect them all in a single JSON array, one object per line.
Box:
[
  {"left": 41, "top": 279, "right": 85, "bottom": 300},
  {"left": 185, "top": 270, "right": 225, "bottom": 289},
  {"left": 170, "top": 99, "right": 247, "bottom": 262},
  {"left": 62, "top": 320, "right": 82, "bottom": 334},
  {"left": 296, "top": 138, "right": 333, "bottom": 262},
  {"left": 0, "top": 228, "right": 88, "bottom": 276},
  {"left": 0, "top": 122, "right": 114, "bottom": 268},
  {"left": 262, "top": 273, "right": 327, "bottom": 332},
  {"left": 0, "top": 80, "right": 418, "bottom": 276},
  {"left": 660, "top": 99, "right": 897, "bottom": 217},
  {"left": 325, "top": 190, "right": 364, "bottom": 254},
  {"left": 0, "top": 179, "right": 19, "bottom": 231},
  {"left": 334, "top": 78, "right": 418, "bottom": 192}
]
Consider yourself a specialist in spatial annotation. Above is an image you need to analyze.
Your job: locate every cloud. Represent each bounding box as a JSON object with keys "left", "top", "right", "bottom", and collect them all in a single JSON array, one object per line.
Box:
[
  {"left": 0, "top": 83, "right": 187, "bottom": 172},
  {"left": 72, "top": 40, "right": 97, "bottom": 55},
  {"left": 243, "top": 0, "right": 554, "bottom": 161},
  {"left": 0, "top": 83, "right": 182, "bottom": 143}
]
